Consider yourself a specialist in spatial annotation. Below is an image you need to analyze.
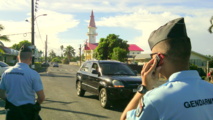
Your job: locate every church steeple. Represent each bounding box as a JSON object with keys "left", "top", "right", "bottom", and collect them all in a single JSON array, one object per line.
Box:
[
  {"left": 89, "top": 10, "right": 96, "bottom": 28},
  {"left": 87, "top": 10, "right": 97, "bottom": 43}
]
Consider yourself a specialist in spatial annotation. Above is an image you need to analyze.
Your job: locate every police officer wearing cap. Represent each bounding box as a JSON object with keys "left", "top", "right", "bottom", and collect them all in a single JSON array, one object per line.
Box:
[
  {"left": 0, "top": 45, "right": 45, "bottom": 120},
  {"left": 120, "top": 18, "right": 213, "bottom": 120}
]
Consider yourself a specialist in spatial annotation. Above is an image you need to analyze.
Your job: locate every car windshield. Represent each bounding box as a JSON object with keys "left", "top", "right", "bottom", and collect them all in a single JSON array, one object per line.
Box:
[
  {"left": 99, "top": 62, "right": 135, "bottom": 76},
  {"left": 0, "top": 62, "right": 9, "bottom": 67}
]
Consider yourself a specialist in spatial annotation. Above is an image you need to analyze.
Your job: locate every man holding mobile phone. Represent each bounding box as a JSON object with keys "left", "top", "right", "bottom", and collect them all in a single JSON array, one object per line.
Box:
[{"left": 120, "top": 18, "right": 213, "bottom": 120}]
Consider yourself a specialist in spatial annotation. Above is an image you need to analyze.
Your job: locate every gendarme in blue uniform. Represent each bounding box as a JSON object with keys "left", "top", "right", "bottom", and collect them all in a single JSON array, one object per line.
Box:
[
  {"left": 0, "top": 63, "right": 43, "bottom": 106},
  {"left": 127, "top": 70, "right": 213, "bottom": 120}
]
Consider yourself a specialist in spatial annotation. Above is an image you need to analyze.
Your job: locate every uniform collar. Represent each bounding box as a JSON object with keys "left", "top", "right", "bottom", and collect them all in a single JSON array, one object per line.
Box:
[
  {"left": 16, "top": 62, "right": 30, "bottom": 68},
  {"left": 168, "top": 70, "right": 201, "bottom": 82}
]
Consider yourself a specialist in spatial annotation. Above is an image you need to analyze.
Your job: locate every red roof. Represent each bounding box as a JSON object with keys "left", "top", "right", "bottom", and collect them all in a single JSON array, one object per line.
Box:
[
  {"left": 128, "top": 44, "right": 144, "bottom": 51},
  {"left": 84, "top": 43, "right": 98, "bottom": 50},
  {"left": 84, "top": 43, "right": 144, "bottom": 51}
]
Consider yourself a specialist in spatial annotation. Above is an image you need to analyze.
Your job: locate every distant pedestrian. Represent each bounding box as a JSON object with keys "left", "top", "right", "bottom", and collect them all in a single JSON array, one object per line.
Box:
[
  {"left": 0, "top": 45, "right": 45, "bottom": 120},
  {"left": 207, "top": 70, "right": 212, "bottom": 81}
]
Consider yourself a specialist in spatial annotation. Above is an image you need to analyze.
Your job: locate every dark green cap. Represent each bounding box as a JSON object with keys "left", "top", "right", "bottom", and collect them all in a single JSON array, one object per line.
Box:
[
  {"left": 148, "top": 17, "right": 189, "bottom": 50},
  {"left": 19, "top": 45, "right": 32, "bottom": 52}
]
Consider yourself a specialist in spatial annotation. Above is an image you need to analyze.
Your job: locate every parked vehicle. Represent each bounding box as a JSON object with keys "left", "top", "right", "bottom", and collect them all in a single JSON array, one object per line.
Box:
[
  {"left": 0, "top": 61, "right": 11, "bottom": 77},
  {"left": 41, "top": 62, "right": 50, "bottom": 67},
  {"left": 76, "top": 60, "right": 142, "bottom": 108},
  {"left": 53, "top": 63, "right": 59, "bottom": 67}
]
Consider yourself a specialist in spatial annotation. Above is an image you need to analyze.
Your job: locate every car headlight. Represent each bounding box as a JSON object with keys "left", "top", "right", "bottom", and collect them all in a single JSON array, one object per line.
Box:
[{"left": 112, "top": 80, "right": 124, "bottom": 88}]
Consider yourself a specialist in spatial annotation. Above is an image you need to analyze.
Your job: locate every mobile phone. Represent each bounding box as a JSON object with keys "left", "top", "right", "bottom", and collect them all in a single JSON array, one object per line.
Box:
[
  {"left": 156, "top": 55, "right": 161, "bottom": 67},
  {"left": 156, "top": 54, "right": 164, "bottom": 67}
]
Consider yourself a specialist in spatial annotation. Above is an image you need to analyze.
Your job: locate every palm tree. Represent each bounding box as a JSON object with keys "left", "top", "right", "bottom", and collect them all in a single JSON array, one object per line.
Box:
[
  {"left": 209, "top": 16, "right": 213, "bottom": 33},
  {"left": 0, "top": 24, "right": 10, "bottom": 42},
  {"left": 49, "top": 50, "right": 56, "bottom": 60},
  {"left": 64, "top": 45, "right": 75, "bottom": 62},
  {"left": 0, "top": 24, "right": 10, "bottom": 54},
  {"left": 60, "top": 45, "right": 64, "bottom": 57}
]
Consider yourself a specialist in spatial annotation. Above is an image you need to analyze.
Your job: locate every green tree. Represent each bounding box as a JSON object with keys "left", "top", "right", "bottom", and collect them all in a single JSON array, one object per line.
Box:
[
  {"left": 11, "top": 40, "right": 32, "bottom": 50},
  {"left": 111, "top": 47, "right": 128, "bottom": 62},
  {"left": 94, "top": 34, "right": 129, "bottom": 60},
  {"left": 189, "top": 64, "right": 198, "bottom": 70},
  {"left": 0, "top": 49, "right": 4, "bottom": 53},
  {"left": 49, "top": 50, "right": 56, "bottom": 60},
  {"left": 209, "top": 16, "right": 213, "bottom": 33},
  {"left": 209, "top": 60, "right": 213, "bottom": 68},
  {"left": 51, "top": 57, "right": 62, "bottom": 63},
  {"left": 64, "top": 45, "right": 75, "bottom": 62},
  {"left": 190, "top": 64, "right": 206, "bottom": 79}
]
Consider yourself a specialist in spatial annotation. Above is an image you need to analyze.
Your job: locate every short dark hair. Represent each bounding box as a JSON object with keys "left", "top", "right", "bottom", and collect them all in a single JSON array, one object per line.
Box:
[
  {"left": 19, "top": 45, "right": 32, "bottom": 60},
  {"left": 164, "top": 37, "right": 191, "bottom": 65},
  {"left": 19, "top": 52, "right": 32, "bottom": 60}
]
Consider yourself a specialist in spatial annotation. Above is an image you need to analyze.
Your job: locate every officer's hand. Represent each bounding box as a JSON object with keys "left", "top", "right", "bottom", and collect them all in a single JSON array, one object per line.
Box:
[{"left": 141, "top": 58, "right": 161, "bottom": 90}]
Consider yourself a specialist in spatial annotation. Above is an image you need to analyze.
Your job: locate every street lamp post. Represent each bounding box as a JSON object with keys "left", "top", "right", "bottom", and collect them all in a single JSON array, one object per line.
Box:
[
  {"left": 31, "top": 0, "right": 47, "bottom": 68},
  {"left": 31, "top": 0, "right": 35, "bottom": 68}
]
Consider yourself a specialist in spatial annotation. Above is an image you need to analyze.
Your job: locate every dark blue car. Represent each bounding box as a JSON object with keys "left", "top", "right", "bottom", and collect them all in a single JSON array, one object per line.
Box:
[{"left": 76, "top": 60, "right": 142, "bottom": 108}]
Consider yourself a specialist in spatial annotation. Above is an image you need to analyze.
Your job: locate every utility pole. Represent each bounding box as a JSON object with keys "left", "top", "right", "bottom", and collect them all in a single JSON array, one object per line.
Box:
[
  {"left": 79, "top": 44, "right": 82, "bottom": 66},
  {"left": 45, "top": 35, "right": 48, "bottom": 63},
  {"left": 31, "top": 0, "right": 35, "bottom": 68}
]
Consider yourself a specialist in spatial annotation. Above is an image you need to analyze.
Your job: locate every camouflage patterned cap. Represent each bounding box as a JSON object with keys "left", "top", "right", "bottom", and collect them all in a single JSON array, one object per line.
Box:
[{"left": 148, "top": 17, "right": 189, "bottom": 50}]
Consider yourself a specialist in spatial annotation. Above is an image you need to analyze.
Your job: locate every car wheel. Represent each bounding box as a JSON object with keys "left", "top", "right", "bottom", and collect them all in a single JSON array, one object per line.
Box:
[
  {"left": 99, "top": 88, "right": 111, "bottom": 108},
  {"left": 76, "top": 81, "right": 85, "bottom": 97}
]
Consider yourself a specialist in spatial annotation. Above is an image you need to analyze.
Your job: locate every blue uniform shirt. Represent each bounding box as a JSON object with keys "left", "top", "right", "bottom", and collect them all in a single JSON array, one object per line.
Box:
[
  {"left": 0, "top": 63, "right": 43, "bottom": 106},
  {"left": 127, "top": 70, "right": 213, "bottom": 120}
]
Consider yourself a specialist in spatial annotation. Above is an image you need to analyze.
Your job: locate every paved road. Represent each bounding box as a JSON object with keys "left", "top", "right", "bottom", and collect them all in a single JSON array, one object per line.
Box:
[
  {"left": 0, "top": 64, "right": 127, "bottom": 120},
  {"left": 41, "top": 64, "right": 127, "bottom": 120},
  {"left": 0, "top": 64, "right": 126, "bottom": 120},
  {"left": 0, "top": 64, "right": 166, "bottom": 120}
]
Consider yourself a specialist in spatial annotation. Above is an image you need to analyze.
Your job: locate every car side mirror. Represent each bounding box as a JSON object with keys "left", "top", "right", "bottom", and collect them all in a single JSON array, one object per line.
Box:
[{"left": 92, "top": 69, "right": 99, "bottom": 75}]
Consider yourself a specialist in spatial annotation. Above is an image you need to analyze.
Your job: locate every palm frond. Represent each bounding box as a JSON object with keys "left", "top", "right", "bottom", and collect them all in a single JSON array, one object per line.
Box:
[
  {"left": 209, "top": 25, "right": 213, "bottom": 33},
  {"left": 0, "top": 48, "right": 5, "bottom": 54},
  {"left": 209, "top": 16, "right": 213, "bottom": 34},
  {"left": 0, "top": 35, "right": 10, "bottom": 42},
  {"left": 210, "top": 16, "right": 213, "bottom": 24},
  {"left": 0, "top": 24, "right": 4, "bottom": 31}
]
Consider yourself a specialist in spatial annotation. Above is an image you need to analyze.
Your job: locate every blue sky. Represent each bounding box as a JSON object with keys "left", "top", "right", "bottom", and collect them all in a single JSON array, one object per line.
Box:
[{"left": 0, "top": 0, "right": 213, "bottom": 56}]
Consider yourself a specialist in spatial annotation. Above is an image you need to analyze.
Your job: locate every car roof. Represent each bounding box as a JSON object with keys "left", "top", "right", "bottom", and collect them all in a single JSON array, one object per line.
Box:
[{"left": 0, "top": 61, "right": 9, "bottom": 67}]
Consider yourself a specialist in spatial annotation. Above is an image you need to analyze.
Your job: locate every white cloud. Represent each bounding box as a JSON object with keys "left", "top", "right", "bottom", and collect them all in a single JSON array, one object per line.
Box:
[
  {"left": 0, "top": 0, "right": 213, "bottom": 57},
  {"left": 96, "top": 8, "right": 213, "bottom": 55},
  {"left": 96, "top": 9, "right": 178, "bottom": 51},
  {"left": 1, "top": 9, "right": 80, "bottom": 56},
  {"left": 0, "top": 0, "right": 29, "bottom": 11}
]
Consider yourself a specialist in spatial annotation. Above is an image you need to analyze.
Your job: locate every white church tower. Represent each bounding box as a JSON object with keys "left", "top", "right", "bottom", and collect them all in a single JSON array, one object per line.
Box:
[{"left": 87, "top": 10, "right": 97, "bottom": 43}]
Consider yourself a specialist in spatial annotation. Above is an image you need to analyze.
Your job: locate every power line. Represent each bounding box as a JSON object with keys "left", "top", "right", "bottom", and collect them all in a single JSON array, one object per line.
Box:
[
  {"left": 35, "top": 17, "right": 44, "bottom": 45},
  {"left": 1, "top": 32, "right": 31, "bottom": 37}
]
